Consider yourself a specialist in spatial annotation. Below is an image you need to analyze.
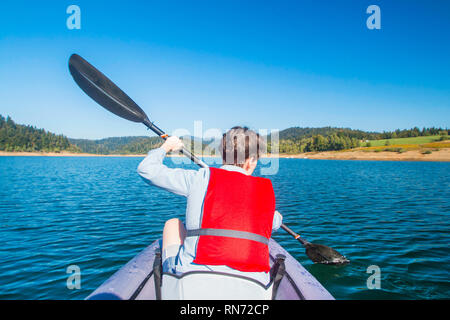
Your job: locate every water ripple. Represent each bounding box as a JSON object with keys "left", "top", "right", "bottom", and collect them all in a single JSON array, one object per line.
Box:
[{"left": 0, "top": 157, "right": 448, "bottom": 299}]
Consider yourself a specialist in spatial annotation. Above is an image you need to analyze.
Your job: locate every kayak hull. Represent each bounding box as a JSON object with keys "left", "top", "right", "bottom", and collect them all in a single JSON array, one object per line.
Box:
[{"left": 86, "top": 239, "right": 334, "bottom": 300}]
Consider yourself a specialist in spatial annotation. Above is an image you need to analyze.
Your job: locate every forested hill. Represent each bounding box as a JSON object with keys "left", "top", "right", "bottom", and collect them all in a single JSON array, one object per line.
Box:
[
  {"left": 273, "top": 126, "right": 448, "bottom": 153},
  {"left": 1, "top": 114, "right": 447, "bottom": 154},
  {"left": 0, "top": 114, "right": 170, "bottom": 154},
  {"left": 69, "top": 136, "right": 163, "bottom": 154},
  {"left": 274, "top": 127, "right": 362, "bottom": 153},
  {"left": 278, "top": 127, "right": 378, "bottom": 140},
  {"left": 278, "top": 126, "right": 446, "bottom": 141},
  {"left": 0, "top": 115, "right": 79, "bottom": 153},
  {"left": 69, "top": 136, "right": 214, "bottom": 155}
]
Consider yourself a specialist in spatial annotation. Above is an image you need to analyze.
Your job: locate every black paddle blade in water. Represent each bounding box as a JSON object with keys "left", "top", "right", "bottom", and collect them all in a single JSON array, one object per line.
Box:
[
  {"left": 281, "top": 224, "right": 349, "bottom": 265},
  {"left": 304, "top": 243, "right": 350, "bottom": 265},
  {"left": 68, "top": 54, "right": 150, "bottom": 123}
]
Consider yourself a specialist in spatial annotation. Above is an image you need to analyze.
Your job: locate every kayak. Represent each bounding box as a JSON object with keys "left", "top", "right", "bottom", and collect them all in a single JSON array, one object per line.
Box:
[
  {"left": 87, "top": 238, "right": 334, "bottom": 300},
  {"left": 86, "top": 238, "right": 334, "bottom": 300}
]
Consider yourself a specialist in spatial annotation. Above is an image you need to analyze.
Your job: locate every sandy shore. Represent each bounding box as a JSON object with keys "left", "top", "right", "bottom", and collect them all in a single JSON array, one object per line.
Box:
[
  {"left": 1, "top": 149, "right": 449, "bottom": 162},
  {"left": 293, "top": 148, "right": 450, "bottom": 162}
]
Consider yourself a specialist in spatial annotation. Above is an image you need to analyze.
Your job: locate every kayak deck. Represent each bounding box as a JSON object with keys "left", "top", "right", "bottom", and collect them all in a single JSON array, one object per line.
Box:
[{"left": 87, "top": 239, "right": 334, "bottom": 300}]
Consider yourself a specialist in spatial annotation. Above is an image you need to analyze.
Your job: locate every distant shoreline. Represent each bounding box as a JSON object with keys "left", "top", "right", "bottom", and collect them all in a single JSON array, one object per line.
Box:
[
  {"left": 0, "top": 151, "right": 146, "bottom": 157},
  {"left": 294, "top": 148, "right": 450, "bottom": 162},
  {"left": 0, "top": 151, "right": 217, "bottom": 158},
  {"left": 1, "top": 148, "right": 449, "bottom": 162}
]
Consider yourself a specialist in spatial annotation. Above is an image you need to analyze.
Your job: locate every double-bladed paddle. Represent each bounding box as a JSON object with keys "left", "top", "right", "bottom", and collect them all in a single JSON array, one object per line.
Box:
[{"left": 68, "top": 53, "right": 349, "bottom": 265}]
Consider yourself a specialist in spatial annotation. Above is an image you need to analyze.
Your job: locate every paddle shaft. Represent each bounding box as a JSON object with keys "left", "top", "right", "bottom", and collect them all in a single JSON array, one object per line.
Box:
[
  {"left": 142, "top": 119, "right": 208, "bottom": 168},
  {"left": 280, "top": 224, "right": 309, "bottom": 246}
]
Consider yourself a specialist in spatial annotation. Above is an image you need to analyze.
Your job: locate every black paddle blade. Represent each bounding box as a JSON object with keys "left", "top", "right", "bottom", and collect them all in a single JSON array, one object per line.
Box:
[
  {"left": 305, "top": 243, "right": 350, "bottom": 265},
  {"left": 68, "top": 54, "right": 150, "bottom": 123}
]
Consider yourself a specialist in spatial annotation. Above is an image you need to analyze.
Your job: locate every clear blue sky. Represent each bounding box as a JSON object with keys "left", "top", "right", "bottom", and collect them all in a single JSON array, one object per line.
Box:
[{"left": 0, "top": 0, "right": 449, "bottom": 139}]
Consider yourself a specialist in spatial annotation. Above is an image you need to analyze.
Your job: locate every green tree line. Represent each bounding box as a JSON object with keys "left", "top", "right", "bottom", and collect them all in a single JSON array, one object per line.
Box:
[
  {"left": 2, "top": 114, "right": 447, "bottom": 154},
  {"left": 69, "top": 136, "right": 163, "bottom": 154},
  {"left": 0, "top": 115, "right": 80, "bottom": 153},
  {"left": 271, "top": 126, "right": 448, "bottom": 154},
  {"left": 274, "top": 134, "right": 360, "bottom": 153}
]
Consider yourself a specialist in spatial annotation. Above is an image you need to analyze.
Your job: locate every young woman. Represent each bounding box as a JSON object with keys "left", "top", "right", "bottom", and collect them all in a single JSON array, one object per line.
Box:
[{"left": 137, "top": 126, "right": 282, "bottom": 285}]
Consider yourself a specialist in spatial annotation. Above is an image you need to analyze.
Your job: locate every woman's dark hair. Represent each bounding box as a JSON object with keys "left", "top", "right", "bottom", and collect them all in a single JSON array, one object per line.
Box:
[{"left": 220, "top": 126, "right": 265, "bottom": 166}]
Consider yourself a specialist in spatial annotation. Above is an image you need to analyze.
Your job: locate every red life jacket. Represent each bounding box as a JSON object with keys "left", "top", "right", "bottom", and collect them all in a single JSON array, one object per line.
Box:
[{"left": 191, "top": 167, "right": 276, "bottom": 273}]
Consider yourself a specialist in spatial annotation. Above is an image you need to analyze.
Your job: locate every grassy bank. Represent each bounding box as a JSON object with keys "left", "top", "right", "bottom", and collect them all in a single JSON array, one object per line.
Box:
[
  {"left": 300, "top": 137, "right": 450, "bottom": 162},
  {"left": 361, "top": 139, "right": 450, "bottom": 153},
  {"left": 366, "top": 135, "right": 444, "bottom": 147},
  {"left": 304, "top": 148, "right": 450, "bottom": 162}
]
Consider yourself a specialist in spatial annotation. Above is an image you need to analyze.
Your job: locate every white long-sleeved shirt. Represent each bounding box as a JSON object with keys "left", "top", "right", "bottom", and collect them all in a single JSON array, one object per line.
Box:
[{"left": 137, "top": 147, "right": 282, "bottom": 284}]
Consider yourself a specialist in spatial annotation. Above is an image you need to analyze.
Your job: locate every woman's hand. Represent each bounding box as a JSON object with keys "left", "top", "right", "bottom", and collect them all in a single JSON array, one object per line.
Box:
[
  {"left": 275, "top": 210, "right": 283, "bottom": 221},
  {"left": 161, "top": 136, "right": 184, "bottom": 153}
]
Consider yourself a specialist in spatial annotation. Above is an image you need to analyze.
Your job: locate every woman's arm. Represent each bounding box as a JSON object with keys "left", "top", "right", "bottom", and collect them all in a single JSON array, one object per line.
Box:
[{"left": 137, "top": 137, "right": 201, "bottom": 197}]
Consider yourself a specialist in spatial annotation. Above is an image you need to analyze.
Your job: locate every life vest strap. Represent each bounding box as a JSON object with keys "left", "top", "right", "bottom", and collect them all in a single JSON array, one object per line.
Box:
[{"left": 187, "top": 228, "right": 269, "bottom": 245}]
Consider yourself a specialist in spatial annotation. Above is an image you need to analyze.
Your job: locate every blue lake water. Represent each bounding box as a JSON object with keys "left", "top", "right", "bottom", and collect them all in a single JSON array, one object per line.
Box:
[{"left": 0, "top": 156, "right": 448, "bottom": 299}]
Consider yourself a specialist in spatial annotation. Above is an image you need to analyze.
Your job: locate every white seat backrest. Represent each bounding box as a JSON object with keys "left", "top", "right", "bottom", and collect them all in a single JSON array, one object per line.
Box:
[{"left": 161, "top": 272, "right": 273, "bottom": 300}]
